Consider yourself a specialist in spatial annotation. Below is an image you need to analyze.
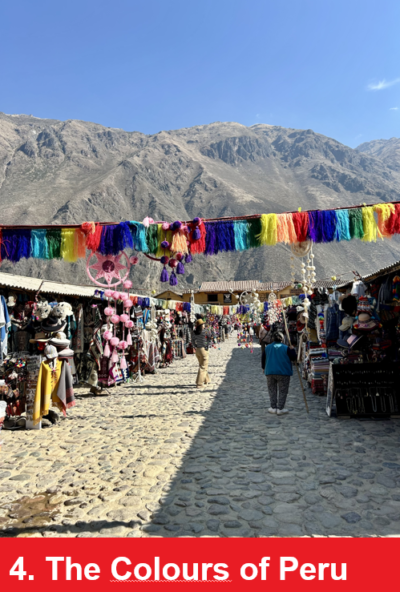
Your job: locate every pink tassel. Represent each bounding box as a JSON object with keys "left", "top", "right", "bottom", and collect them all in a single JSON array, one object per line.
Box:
[
  {"left": 112, "top": 348, "right": 119, "bottom": 364},
  {"left": 104, "top": 343, "right": 110, "bottom": 358},
  {"left": 127, "top": 332, "right": 132, "bottom": 346},
  {"left": 120, "top": 356, "right": 127, "bottom": 370}
]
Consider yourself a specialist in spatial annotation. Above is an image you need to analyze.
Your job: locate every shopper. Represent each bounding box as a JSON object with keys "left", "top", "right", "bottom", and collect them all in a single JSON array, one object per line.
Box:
[
  {"left": 259, "top": 323, "right": 271, "bottom": 370},
  {"left": 190, "top": 319, "right": 211, "bottom": 389},
  {"left": 264, "top": 331, "right": 296, "bottom": 415}
]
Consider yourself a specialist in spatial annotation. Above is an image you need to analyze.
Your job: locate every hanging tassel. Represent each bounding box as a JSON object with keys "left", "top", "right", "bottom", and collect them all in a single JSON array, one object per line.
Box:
[
  {"left": 308, "top": 211, "right": 324, "bottom": 243},
  {"left": 258, "top": 213, "right": 277, "bottom": 245},
  {"left": 217, "top": 221, "right": 236, "bottom": 252},
  {"left": 193, "top": 227, "right": 201, "bottom": 240},
  {"left": 321, "top": 210, "right": 338, "bottom": 242},
  {"left": 205, "top": 222, "right": 218, "bottom": 255},
  {"left": 115, "top": 221, "right": 133, "bottom": 253},
  {"left": 84, "top": 223, "right": 102, "bottom": 252},
  {"left": 373, "top": 203, "right": 395, "bottom": 238},
  {"left": 146, "top": 224, "right": 159, "bottom": 254},
  {"left": 2, "top": 230, "right": 31, "bottom": 262},
  {"left": 120, "top": 355, "right": 127, "bottom": 370},
  {"left": 177, "top": 261, "right": 185, "bottom": 274},
  {"left": 171, "top": 229, "right": 189, "bottom": 253},
  {"left": 362, "top": 206, "right": 378, "bottom": 242},
  {"left": 277, "top": 214, "right": 297, "bottom": 244},
  {"left": 61, "top": 228, "right": 78, "bottom": 262},
  {"left": 247, "top": 218, "right": 262, "bottom": 248},
  {"left": 111, "top": 348, "right": 119, "bottom": 364},
  {"left": 189, "top": 222, "right": 206, "bottom": 253},
  {"left": 160, "top": 267, "right": 169, "bottom": 282},
  {"left": 75, "top": 228, "right": 87, "bottom": 258},
  {"left": 98, "top": 225, "right": 117, "bottom": 255},
  {"left": 129, "top": 221, "right": 149, "bottom": 252},
  {"left": 234, "top": 221, "right": 248, "bottom": 251},
  {"left": 103, "top": 343, "right": 110, "bottom": 358},
  {"left": 170, "top": 271, "right": 178, "bottom": 286},
  {"left": 348, "top": 209, "right": 364, "bottom": 239},
  {"left": 335, "top": 210, "right": 351, "bottom": 241},
  {"left": 185, "top": 252, "right": 192, "bottom": 263},
  {"left": 292, "top": 212, "right": 309, "bottom": 242},
  {"left": 45, "top": 229, "right": 61, "bottom": 259},
  {"left": 387, "top": 204, "right": 400, "bottom": 234},
  {"left": 127, "top": 332, "right": 132, "bottom": 346},
  {"left": 30, "top": 229, "right": 47, "bottom": 258}
]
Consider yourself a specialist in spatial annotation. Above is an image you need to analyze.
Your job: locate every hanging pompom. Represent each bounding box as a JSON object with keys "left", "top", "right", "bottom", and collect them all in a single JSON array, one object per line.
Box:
[
  {"left": 161, "top": 240, "right": 170, "bottom": 249},
  {"left": 103, "top": 331, "right": 113, "bottom": 341},
  {"left": 124, "top": 280, "right": 133, "bottom": 290},
  {"left": 110, "top": 337, "right": 120, "bottom": 347},
  {"left": 118, "top": 340, "right": 128, "bottom": 350},
  {"left": 112, "top": 291, "right": 120, "bottom": 300},
  {"left": 120, "top": 356, "right": 127, "bottom": 370},
  {"left": 177, "top": 261, "right": 185, "bottom": 274},
  {"left": 120, "top": 293, "right": 129, "bottom": 302},
  {"left": 162, "top": 222, "right": 170, "bottom": 231},
  {"left": 103, "top": 343, "right": 111, "bottom": 358},
  {"left": 171, "top": 221, "right": 182, "bottom": 230},
  {"left": 120, "top": 314, "right": 129, "bottom": 323},
  {"left": 104, "top": 289, "right": 114, "bottom": 298},
  {"left": 160, "top": 255, "right": 170, "bottom": 265},
  {"left": 185, "top": 253, "right": 192, "bottom": 263},
  {"left": 160, "top": 267, "right": 169, "bottom": 282},
  {"left": 169, "top": 258, "right": 178, "bottom": 268},
  {"left": 124, "top": 299, "right": 133, "bottom": 309},
  {"left": 125, "top": 320, "right": 134, "bottom": 328},
  {"left": 176, "top": 252, "right": 183, "bottom": 261},
  {"left": 170, "top": 271, "right": 178, "bottom": 286},
  {"left": 130, "top": 256, "right": 139, "bottom": 265},
  {"left": 104, "top": 307, "right": 114, "bottom": 316},
  {"left": 193, "top": 217, "right": 201, "bottom": 226},
  {"left": 193, "top": 227, "right": 201, "bottom": 240},
  {"left": 111, "top": 314, "right": 120, "bottom": 324}
]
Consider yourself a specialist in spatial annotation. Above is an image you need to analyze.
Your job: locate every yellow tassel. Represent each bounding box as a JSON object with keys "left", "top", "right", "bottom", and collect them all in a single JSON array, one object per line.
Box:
[
  {"left": 171, "top": 229, "right": 189, "bottom": 253},
  {"left": 373, "top": 203, "right": 394, "bottom": 238},
  {"left": 258, "top": 213, "right": 277, "bottom": 245},
  {"left": 61, "top": 228, "right": 78, "bottom": 262},
  {"left": 361, "top": 207, "right": 378, "bottom": 242},
  {"left": 156, "top": 226, "right": 173, "bottom": 258}
]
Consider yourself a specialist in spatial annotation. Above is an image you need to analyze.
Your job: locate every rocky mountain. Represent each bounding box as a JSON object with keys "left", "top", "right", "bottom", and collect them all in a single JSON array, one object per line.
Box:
[
  {"left": 357, "top": 137, "right": 400, "bottom": 173},
  {"left": 1, "top": 112, "right": 400, "bottom": 291}
]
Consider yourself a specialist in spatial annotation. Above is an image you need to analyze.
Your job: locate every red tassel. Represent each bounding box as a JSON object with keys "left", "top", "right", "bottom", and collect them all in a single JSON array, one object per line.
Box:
[
  {"left": 86, "top": 224, "right": 103, "bottom": 251},
  {"left": 292, "top": 212, "right": 309, "bottom": 242},
  {"left": 387, "top": 204, "right": 400, "bottom": 235}
]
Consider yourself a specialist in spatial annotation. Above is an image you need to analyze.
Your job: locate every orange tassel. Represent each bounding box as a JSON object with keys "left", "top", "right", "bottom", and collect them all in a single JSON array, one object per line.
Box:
[
  {"left": 277, "top": 213, "right": 297, "bottom": 243},
  {"left": 171, "top": 229, "right": 189, "bottom": 253}
]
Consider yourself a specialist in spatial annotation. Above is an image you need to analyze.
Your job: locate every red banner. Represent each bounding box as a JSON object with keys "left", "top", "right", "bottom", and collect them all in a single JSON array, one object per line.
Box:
[{"left": 0, "top": 537, "right": 397, "bottom": 590}]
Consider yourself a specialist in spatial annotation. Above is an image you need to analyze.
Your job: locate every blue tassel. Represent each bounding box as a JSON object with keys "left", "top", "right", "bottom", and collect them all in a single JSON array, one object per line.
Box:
[
  {"left": 115, "top": 222, "right": 133, "bottom": 253},
  {"left": 308, "top": 211, "right": 324, "bottom": 243},
  {"left": 185, "top": 253, "right": 192, "bottom": 263},
  {"left": 336, "top": 210, "right": 351, "bottom": 241},
  {"left": 30, "top": 229, "right": 47, "bottom": 258},
  {"left": 160, "top": 267, "right": 169, "bottom": 282},
  {"left": 234, "top": 221, "right": 248, "bottom": 251},
  {"left": 129, "top": 221, "right": 149, "bottom": 252},
  {"left": 170, "top": 271, "right": 178, "bottom": 286},
  {"left": 177, "top": 261, "right": 185, "bottom": 274},
  {"left": 321, "top": 211, "right": 338, "bottom": 242},
  {"left": 217, "top": 221, "right": 236, "bottom": 252},
  {"left": 2, "top": 230, "right": 31, "bottom": 262},
  {"left": 98, "top": 225, "right": 117, "bottom": 255}
]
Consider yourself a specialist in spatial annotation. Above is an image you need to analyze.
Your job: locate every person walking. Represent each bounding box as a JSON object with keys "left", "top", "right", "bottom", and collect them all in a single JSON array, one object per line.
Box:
[
  {"left": 190, "top": 319, "right": 211, "bottom": 389},
  {"left": 264, "top": 331, "right": 296, "bottom": 415}
]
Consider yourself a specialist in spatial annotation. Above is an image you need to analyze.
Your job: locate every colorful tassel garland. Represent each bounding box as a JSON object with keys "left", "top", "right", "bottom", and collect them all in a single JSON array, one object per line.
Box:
[
  {"left": 234, "top": 220, "right": 249, "bottom": 251},
  {"left": 258, "top": 214, "right": 277, "bottom": 245},
  {"left": 348, "top": 209, "right": 364, "bottom": 239},
  {"left": 30, "top": 229, "right": 48, "bottom": 258},
  {"left": 61, "top": 228, "right": 78, "bottom": 262},
  {"left": 160, "top": 267, "right": 169, "bottom": 282},
  {"left": 189, "top": 222, "right": 206, "bottom": 254},
  {"left": 247, "top": 218, "right": 262, "bottom": 248},
  {"left": 335, "top": 210, "right": 351, "bottom": 241},
  {"left": 362, "top": 206, "right": 378, "bottom": 242},
  {"left": 171, "top": 229, "right": 189, "bottom": 254},
  {"left": 129, "top": 221, "right": 149, "bottom": 252},
  {"left": 292, "top": 211, "right": 309, "bottom": 242},
  {"left": 170, "top": 271, "right": 178, "bottom": 286},
  {"left": 373, "top": 204, "right": 395, "bottom": 238},
  {"left": 176, "top": 260, "right": 185, "bottom": 274}
]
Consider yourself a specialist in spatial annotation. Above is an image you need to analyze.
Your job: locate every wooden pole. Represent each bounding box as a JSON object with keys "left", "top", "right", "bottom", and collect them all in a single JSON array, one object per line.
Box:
[{"left": 282, "top": 307, "right": 309, "bottom": 414}]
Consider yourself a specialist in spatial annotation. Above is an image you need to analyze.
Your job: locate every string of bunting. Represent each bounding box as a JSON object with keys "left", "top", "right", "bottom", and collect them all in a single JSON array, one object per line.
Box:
[{"left": 1, "top": 201, "right": 399, "bottom": 275}]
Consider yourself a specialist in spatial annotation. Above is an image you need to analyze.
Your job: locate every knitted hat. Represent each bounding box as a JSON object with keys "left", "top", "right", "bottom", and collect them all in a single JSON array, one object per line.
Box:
[{"left": 357, "top": 296, "right": 371, "bottom": 315}]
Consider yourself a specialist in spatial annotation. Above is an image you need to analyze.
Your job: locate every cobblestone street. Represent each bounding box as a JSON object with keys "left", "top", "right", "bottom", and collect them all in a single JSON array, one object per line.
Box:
[{"left": 1, "top": 338, "right": 400, "bottom": 538}]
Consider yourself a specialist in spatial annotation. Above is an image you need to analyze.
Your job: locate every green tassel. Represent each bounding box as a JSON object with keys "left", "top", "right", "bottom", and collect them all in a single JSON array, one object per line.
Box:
[
  {"left": 146, "top": 225, "right": 159, "bottom": 255},
  {"left": 348, "top": 209, "right": 364, "bottom": 239},
  {"left": 247, "top": 218, "right": 262, "bottom": 248},
  {"left": 46, "top": 229, "right": 62, "bottom": 259}
]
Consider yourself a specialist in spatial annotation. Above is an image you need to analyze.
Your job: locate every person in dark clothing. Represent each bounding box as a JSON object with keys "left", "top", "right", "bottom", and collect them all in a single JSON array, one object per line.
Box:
[{"left": 264, "top": 331, "right": 296, "bottom": 415}]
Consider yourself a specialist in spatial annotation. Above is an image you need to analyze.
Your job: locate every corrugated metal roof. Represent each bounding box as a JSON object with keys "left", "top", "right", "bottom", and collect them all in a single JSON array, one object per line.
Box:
[
  {"left": 362, "top": 259, "right": 400, "bottom": 281},
  {"left": 199, "top": 280, "right": 263, "bottom": 292},
  {"left": 0, "top": 272, "right": 101, "bottom": 298}
]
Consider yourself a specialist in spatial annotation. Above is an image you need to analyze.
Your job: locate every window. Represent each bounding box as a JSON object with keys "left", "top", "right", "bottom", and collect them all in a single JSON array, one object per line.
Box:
[
  {"left": 223, "top": 293, "right": 232, "bottom": 304},
  {"left": 207, "top": 294, "right": 218, "bottom": 302}
]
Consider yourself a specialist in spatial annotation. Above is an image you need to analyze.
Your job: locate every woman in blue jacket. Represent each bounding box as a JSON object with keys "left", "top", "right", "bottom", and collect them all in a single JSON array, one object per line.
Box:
[{"left": 264, "top": 331, "right": 297, "bottom": 416}]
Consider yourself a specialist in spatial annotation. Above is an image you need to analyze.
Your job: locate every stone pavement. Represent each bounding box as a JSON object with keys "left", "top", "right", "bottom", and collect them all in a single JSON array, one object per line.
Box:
[{"left": 1, "top": 337, "right": 400, "bottom": 537}]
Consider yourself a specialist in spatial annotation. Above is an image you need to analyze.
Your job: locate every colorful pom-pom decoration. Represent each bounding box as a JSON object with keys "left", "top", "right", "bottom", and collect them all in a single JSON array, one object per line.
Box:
[
  {"left": 104, "top": 289, "right": 114, "bottom": 298},
  {"left": 130, "top": 256, "right": 139, "bottom": 265},
  {"left": 124, "top": 299, "right": 133, "bottom": 309},
  {"left": 120, "top": 292, "right": 129, "bottom": 301},
  {"left": 103, "top": 331, "right": 112, "bottom": 341},
  {"left": 123, "top": 280, "right": 133, "bottom": 290},
  {"left": 125, "top": 320, "right": 134, "bottom": 328},
  {"left": 162, "top": 222, "right": 170, "bottom": 231},
  {"left": 172, "top": 221, "right": 182, "bottom": 230},
  {"left": 111, "top": 314, "right": 120, "bottom": 324},
  {"left": 176, "top": 252, "right": 183, "bottom": 261},
  {"left": 112, "top": 291, "right": 121, "bottom": 300},
  {"left": 160, "top": 267, "right": 169, "bottom": 283},
  {"left": 160, "top": 255, "right": 170, "bottom": 265},
  {"left": 192, "top": 227, "right": 201, "bottom": 240},
  {"left": 120, "top": 314, "right": 129, "bottom": 323},
  {"left": 169, "top": 258, "right": 178, "bottom": 268},
  {"left": 104, "top": 307, "right": 115, "bottom": 316},
  {"left": 161, "top": 240, "right": 170, "bottom": 249},
  {"left": 110, "top": 337, "right": 120, "bottom": 347},
  {"left": 193, "top": 217, "right": 201, "bottom": 226}
]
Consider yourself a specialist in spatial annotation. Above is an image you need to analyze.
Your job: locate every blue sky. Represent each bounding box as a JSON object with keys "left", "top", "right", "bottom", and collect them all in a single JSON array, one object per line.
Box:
[{"left": 1, "top": 0, "right": 399, "bottom": 148}]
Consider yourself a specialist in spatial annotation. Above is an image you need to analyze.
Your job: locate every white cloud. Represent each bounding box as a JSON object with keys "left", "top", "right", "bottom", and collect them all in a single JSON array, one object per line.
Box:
[
  {"left": 390, "top": 107, "right": 398, "bottom": 110},
  {"left": 367, "top": 77, "right": 400, "bottom": 91}
]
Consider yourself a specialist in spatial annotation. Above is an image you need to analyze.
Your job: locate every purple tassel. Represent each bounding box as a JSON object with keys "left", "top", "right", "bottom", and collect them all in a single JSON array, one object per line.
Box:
[
  {"left": 217, "top": 221, "right": 235, "bottom": 252},
  {"left": 193, "top": 227, "right": 201, "bottom": 240},
  {"left": 321, "top": 210, "right": 338, "bottom": 242},
  {"left": 176, "top": 261, "right": 185, "bottom": 275},
  {"left": 160, "top": 267, "right": 169, "bottom": 282},
  {"left": 308, "top": 211, "right": 323, "bottom": 243},
  {"left": 98, "top": 225, "right": 117, "bottom": 255},
  {"left": 115, "top": 222, "right": 133, "bottom": 253},
  {"left": 205, "top": 222, "right": 218, "bottom": 255},
  {"left": 185, "top": 253, "right": 192, "bottom": 263},
  {"left": 170, "top": 271, "right": 178, "bottom": 286},
  {"left": 1, "top": 229, "right": 31, "bottom": 262}
]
